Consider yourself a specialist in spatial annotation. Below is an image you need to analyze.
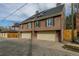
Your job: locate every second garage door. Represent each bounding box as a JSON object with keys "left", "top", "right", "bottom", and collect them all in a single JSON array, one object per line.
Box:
[
  {"left": 21, "top": 32, "right": 31, "bottom": 39},
  {"left": 37, "top": 31, "right": 58, "bottom": 41}
]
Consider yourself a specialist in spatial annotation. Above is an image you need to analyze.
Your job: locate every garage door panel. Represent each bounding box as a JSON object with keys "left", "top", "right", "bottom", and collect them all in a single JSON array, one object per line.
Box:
[
  {"left": 37, "top": 32, "right": 57, "bottom": 41},
  {"left": 21, "top": 33, "right": 31, "bottom": 39}
]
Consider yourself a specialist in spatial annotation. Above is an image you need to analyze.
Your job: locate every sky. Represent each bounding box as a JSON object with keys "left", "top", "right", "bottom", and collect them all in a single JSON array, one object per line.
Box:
[
  {"left": 0, "top": 3, "right": 73, "bottom": 27},
  {"left": 0, "top": 3, "right": 56, "bottom": 27},
  {"left": 65, "top": 4, "right": 71, "bottom": 16}
]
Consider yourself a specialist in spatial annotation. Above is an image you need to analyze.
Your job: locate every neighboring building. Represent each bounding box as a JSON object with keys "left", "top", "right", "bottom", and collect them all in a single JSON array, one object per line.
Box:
[
  {"left": 11, "top": 23, "right": 20, "bottom": 31},
  {"left": 73, "top": 4, "right": 79, "bottom": 39},
  {"left": 76, "top": 13, "right": 79, "bottom": 37},
  {"left": 19, "top": 4, "right": 65, "bottom": 42},
  {"left": 0, "top": 32, "right": 7, "bottom": 38},
  {"left": 0, "top": 23, "right": 20, "bottom": 39},
  {"left": 0, "top": 30, "right": 19, "bottom": 39}
]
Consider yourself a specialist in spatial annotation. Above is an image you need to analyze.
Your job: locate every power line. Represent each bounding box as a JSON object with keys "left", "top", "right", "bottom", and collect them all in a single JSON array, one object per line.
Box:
[
  {"left": 0, "top": 3, "right": 43, "bottom": 26},
  {"left": 1, "top": 3, "right": 27, "bottom": 23},
  {"left": 5, "top": 3, "right": 27, "bottom": 19},
  {"left": 35, "top": 3, "right": 42, "bottom": 11}
]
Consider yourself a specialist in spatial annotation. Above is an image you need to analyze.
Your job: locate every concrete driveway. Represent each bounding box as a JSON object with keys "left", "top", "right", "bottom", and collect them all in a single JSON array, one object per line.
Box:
[
  {"left": 32, "top": 40, "right": 79, "bottom": 56},
  {"left": 0, "top": 39, "right": 79, "bottom": 56}
]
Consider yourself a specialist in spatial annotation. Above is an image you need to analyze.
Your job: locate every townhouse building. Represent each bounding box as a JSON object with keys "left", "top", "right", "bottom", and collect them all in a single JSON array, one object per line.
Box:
[
  {"left": 19, "top": 4, "right": 65, "bottom": 42},
  {"left": 0, "top": 4, "right": 79, "bottom": 42},
  {"left": 11, "top": 23, "right": 20, "bottom": 31}
]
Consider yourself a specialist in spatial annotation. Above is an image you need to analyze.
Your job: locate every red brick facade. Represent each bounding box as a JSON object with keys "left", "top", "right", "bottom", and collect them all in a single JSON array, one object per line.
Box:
[{"left": 19, "top": 14, "right": 63, "bottom": 32}]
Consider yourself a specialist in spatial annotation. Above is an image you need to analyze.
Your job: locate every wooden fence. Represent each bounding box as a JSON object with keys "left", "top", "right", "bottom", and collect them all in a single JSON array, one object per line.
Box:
[{"left": 63, "top": 29, "right": 77, "bottom": 41}]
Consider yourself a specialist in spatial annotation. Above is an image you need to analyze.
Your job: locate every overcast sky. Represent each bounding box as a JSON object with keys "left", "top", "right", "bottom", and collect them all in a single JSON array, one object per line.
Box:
[{"left": 0, "top": 3, "right": 57, "bottom": 27}]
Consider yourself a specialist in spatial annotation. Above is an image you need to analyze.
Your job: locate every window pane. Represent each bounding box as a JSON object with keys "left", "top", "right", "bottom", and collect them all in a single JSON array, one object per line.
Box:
[
  {"left": 35, "top": 21, "right": 40, "bottom": 27},
  {"left": 27, "top": 23, "right": 32, "bottom": 29},
  {"left": 46, "top": 18, "right": 53, "bottom": 27}
]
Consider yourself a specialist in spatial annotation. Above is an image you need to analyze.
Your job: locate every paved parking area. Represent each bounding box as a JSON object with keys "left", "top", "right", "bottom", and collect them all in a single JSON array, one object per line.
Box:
[
  {"left": 0, "top": 39, "right": 30, "bottom": 56},
  {"left": 32, "top": 40, "right": 79, "bottom": 56},
  {"left": 0, "top": 39, "right": 79, "bottom": 56}
]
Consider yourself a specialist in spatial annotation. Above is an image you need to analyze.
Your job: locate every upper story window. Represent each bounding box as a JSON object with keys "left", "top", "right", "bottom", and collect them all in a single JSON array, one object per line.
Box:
[
  {"left": 21, "top": 25, "right": 24, "bottom": 29},
  {"left": 35, "top": 21, "right": 40, "bottom": 27},
  {"left": 46, "top": 18, "right": 54, "bottom": 27},
  {"left": 27, "top": 23, "right": 32, "bottom": 29}
]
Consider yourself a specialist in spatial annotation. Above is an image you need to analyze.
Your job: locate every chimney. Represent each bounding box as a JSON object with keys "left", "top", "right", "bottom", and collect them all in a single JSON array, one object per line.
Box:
[
  {"left": 36, "top": 10, "right": 39, "bottom": 15},
  {"left": 56, "top": 3, "right": 61, "bottom": 6}
]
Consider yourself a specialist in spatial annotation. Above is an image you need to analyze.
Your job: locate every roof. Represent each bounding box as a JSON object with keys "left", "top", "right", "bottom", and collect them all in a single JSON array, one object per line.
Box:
[
  {"left": 12, "top": 23, "right": 20, "bottom": 27},
  {"left": 0, "top": 30, "right": 19, "bottom": 33},
  {"left": 21, "top": 4, "right": 64, "bottom": 24},
  {"left": 0, "top": 29, "right": 19, "bottom": 33}
]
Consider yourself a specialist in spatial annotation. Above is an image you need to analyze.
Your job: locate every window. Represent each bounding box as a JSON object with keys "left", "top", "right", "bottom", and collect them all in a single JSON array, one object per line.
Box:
[
  {"left": 35, "top": 21, "right": 40, "bottom": 27},
  {"left": 21, "top": 25, "right": 24, "bottom": 29},
  {"left": 46, "top": 18, "right": 54, "bottom": 27},
  {"left": 27, "top": 23, "right": 32, "bottom": 29}
]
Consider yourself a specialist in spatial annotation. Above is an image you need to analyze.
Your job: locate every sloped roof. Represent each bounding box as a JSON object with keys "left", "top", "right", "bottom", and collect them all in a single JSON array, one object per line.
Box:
[
  {"left": 0, "top": 29, "right": 19, "bottom": 33},
  {"left": 12, "top": 23, "right": 20, "bottom": 27},
  {"left": 21, "top": 4, "right": 64, "bottom": 24}
]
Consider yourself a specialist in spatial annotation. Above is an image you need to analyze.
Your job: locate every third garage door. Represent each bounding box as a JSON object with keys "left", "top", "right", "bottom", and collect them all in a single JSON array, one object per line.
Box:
[{"left": 37, "top": 31, "right": 58, "bottom": 41}]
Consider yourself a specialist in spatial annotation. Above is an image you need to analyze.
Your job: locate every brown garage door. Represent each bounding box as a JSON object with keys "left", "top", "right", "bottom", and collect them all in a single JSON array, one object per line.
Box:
[{"left": 8, "top": 33, "right": 19, "bottom": 38}]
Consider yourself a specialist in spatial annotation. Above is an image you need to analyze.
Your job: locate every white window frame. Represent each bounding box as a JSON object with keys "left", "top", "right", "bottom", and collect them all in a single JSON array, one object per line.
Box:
[
  {"left": 27, "top": 23, "right": 32, "bottom": 29},
  {"left": 46, "top": 18, "right": 54, "bottom": 27}
]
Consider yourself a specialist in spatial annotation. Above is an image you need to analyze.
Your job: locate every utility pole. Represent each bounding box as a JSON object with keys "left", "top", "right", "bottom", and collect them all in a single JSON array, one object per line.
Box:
[
  {"left": 61, "top": 4, "right": 65, "bottom": 42},
  {"left": 71, "top": 3, "right": 74, "bottom": 42}
]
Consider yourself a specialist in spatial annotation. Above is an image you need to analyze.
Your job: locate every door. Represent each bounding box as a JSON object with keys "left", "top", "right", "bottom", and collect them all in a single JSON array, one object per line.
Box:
[
  {"left": 37, "top": 31, "right": 58, "bottom": 41},
  {"left": 21, "top": 32, "right": 31, "bottom": 39}
]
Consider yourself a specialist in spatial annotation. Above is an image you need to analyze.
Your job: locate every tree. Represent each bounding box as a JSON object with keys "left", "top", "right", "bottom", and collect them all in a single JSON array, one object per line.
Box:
[{"left": 66, "top": 14, "right": 76, "bottom": 29}]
